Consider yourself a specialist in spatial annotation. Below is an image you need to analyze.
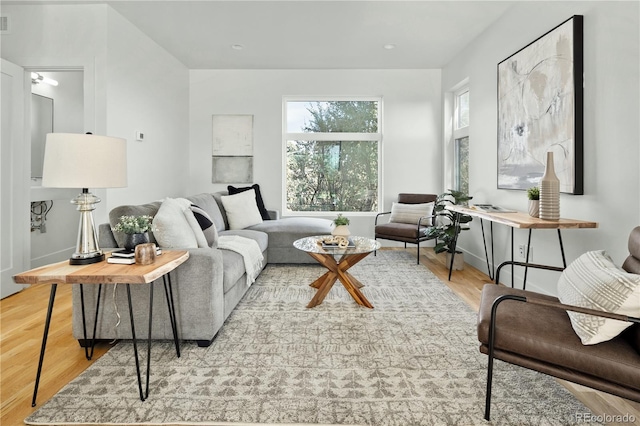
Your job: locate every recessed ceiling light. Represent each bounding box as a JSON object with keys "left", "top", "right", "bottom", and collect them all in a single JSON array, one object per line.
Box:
[
  {"left": 383, "top": 44, "right": 396, "bottom": 50},
  {"left": 231, "top": 44, "right": 244, "bottom": 50}
]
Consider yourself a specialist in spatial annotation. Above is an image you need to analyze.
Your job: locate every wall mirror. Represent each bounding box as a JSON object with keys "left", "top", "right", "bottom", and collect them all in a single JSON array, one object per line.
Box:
[{"left": 31, "top": 93, "right": 53, "bottom": 179}]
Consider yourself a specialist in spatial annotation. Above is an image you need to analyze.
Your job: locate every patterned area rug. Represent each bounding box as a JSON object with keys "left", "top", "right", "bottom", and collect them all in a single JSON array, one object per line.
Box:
[{"left": 26, "top": 250, "right": 595, "bottom": 425}]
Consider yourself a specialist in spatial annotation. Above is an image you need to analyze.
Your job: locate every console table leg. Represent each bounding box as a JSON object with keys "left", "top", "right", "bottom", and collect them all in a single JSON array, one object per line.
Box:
[
  {"left": 523, "top": 230, "right": 532, "bottom": 290},
  {"left": 32, "top": 284, "right": 57, "bottom": 407},
  {"left": 448, "top": 212, "right": 461, "bottom": 281},
  {"left": 557, "top": 230, "right": 567, "bottom": 268}
]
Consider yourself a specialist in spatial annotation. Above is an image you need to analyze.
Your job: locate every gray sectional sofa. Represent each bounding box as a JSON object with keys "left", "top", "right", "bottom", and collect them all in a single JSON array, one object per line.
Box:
[{"left": 71, "top": 191, "right": 332, "bottom": 347}]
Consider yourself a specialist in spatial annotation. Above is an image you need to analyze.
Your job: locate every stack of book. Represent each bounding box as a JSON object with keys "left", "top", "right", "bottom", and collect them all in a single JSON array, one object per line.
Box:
[{"left": 107, "top": 247, "right": 162, "bottom": 264}]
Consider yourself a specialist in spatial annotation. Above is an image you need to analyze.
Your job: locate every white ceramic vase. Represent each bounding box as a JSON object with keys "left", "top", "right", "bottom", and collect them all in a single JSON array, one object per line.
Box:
[
  {"left": 528, "top": 200, "right": 540, "bottom": 218},
  {"left": 332, "top": 225, "right": 350, "bottom": 237},
  {"left": 539, "top": 151, "right": 560, "bottom": 220}
]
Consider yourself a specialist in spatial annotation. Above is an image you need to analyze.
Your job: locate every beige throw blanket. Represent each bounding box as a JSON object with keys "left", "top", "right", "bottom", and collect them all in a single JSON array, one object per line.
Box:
[{"left": 217, "top": 235, "right": 264, "bottom": 286}]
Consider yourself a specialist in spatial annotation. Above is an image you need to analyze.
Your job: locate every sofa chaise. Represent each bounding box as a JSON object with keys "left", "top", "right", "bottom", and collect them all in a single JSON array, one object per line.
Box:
[{"left": 72, "top": 189, "right": 332, "bottom": 347}]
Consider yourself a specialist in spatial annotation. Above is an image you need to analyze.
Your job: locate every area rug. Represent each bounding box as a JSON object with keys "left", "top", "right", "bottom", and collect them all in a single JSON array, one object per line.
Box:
[{"left": 26, "top": 250, "right": 596, "bottom": 425}]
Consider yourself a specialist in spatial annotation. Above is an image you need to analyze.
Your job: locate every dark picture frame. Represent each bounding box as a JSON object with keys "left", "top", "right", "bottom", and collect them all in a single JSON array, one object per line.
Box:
[{"left": 497, "top": 15, "right": 583, "bottom": 194}]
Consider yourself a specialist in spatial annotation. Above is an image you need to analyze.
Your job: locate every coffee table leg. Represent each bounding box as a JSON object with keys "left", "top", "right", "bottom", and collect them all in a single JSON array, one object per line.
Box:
[
  {"left": 307, "top": 272, "right": 338, "bottom": 308},
  {"left": 336, "top": 268, "right": 373, "bottom": 308},
  {"left": 306, "top": 252, "right": 374, "bottom": 308},
  {"left": 32, "top": 284, "right": 57, "bottom": 407}
]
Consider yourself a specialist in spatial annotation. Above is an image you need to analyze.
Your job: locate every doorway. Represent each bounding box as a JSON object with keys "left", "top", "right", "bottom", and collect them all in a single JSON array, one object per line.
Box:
[{"left": 29, "top": 70, "right": 84, "bottom": 269}]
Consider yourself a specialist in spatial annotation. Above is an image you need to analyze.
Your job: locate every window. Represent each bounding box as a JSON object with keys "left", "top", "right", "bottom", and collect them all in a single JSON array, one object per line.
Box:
[
  {"left": 284, "top": 99, "right": 381, "bottom": 213},
  {"left": 453, "top": 88, "right": 469, "bottom": 195}
]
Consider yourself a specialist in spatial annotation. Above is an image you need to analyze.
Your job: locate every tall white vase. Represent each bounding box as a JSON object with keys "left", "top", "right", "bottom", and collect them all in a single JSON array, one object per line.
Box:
[{"left": 539, "top": 151, "right": 560, "bottom": 220}]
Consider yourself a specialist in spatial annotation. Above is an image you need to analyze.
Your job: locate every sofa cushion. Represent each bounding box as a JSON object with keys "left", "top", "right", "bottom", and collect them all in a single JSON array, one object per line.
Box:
[
  {"left": 218, "top": 230, "right": 268, "bottom": 293},
  {"left": 220, "top": 189, "right": 264, "bottom": 230},
  {"left": 557, "top": 250, "right": 640, "bottom": 345},
  {"left": 152, "top": 198, "right": 198, "bottom": 248},
  {"left": 108, "top": 201, "right": 161, "bottom": 248},
  {"left": 228, "top": 184, "right": 270, "bottom": 220},
  {"left": 389, "top": 202, "right": 434, "bottom": 225},
  {"left": 248, "top": 217, "right": 332, "bottom": 248}
]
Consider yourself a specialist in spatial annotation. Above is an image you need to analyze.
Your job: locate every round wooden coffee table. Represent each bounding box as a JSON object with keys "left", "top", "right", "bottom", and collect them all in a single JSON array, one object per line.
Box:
[{"left": 293, "top": 235, "right": 381, "bottom": 309}]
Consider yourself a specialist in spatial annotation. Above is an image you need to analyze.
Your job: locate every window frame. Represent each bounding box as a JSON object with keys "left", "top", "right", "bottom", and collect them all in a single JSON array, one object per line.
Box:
[
  {"left": 282, "top": 96, "right": 383, "bottom": 216},
  {"left": 452, "top": 86, "right": 469, "bottom": 194}
]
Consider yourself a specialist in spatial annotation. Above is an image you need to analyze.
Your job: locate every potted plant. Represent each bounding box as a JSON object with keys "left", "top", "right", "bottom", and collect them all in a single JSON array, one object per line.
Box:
[
  {"left": 527, "top": 186, "right": 540, "bottom": 218},
  {"left": 426, "top": 190, "right": 473, "bottom": 270},
  {"left": 332, "top": 213, "right": 351, "bottom": 237},
  {"left": 113, "top": 215, "right": 154, "bottom": 251}
]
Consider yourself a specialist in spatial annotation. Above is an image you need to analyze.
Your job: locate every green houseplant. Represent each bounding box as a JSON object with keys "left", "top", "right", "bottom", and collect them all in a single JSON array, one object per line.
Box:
[
  {"left": 332, "top": 214, "right": 351, "bottom": 236},
  {"left": 527, "top": 186, "right": 540, "bottom": 218},
  {"left": 113, "top": 215, "right": 154, "bottom": 250},
  {"left": 426, "top": 190, "right": 473, "bottom": 256}
]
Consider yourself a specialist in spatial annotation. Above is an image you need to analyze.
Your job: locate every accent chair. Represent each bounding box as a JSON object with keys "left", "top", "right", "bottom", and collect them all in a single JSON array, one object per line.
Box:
[{"left": 374, "top": 193, "right": 438, "bottom": 264}]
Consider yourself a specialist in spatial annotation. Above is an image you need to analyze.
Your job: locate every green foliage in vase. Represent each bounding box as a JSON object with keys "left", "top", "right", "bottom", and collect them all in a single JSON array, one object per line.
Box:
[
  {"left": 426, "top": 190, "right": 473, "bottom": 254},
  {"left": 112, "top": 215, "right": 154, "bottom": 234},
  {"left": 333, "top": 214, "right": 350, "bottom": 226},
  {"left": 527, "top": 186, "right": 540, "bottom": 200}
]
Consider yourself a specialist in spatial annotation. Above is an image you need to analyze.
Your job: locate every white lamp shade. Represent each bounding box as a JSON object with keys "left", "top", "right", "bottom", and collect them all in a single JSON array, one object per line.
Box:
[{"left": 42, "top": 133, "right": 127, "bottom": 189}]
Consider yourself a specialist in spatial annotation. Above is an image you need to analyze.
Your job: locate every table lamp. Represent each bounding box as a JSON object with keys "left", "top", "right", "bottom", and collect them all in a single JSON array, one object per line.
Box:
[{"left": 42, "top": 133, "right": 127, "bottom": 264}]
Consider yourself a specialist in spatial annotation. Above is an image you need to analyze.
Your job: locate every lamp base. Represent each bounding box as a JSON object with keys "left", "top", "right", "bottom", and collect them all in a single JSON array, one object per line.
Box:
[{"left": 69, "top": 253, "right": 105, "bottom": 265}]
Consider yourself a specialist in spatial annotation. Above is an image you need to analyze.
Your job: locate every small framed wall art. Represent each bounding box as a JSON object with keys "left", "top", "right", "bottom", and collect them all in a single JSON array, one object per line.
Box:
[
  {"left": 211, "top": 114, "right": 254, "bottom": 183},
  {"left": 497, "top": 15, "right": 583, "bottom": 194}
]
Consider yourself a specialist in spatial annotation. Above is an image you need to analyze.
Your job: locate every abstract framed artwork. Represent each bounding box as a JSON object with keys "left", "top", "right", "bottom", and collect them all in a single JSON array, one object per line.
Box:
[
  {"left": 497, "top": 15, "right": 583, "bottom": 194},
  {"left": 211, "top": 114, "right": 254, "bottom": 183}
]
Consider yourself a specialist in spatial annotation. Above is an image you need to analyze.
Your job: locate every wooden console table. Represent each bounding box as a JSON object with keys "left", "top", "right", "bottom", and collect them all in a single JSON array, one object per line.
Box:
[
  {"left": 445, "top": 205, "right": 598, "bottom": 286},
  {"left": 13, "top": 250, "right": 189, "bottom": 406}
]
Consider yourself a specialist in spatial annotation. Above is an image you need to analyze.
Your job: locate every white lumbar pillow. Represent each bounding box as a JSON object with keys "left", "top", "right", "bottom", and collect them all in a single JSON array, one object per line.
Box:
[
  {"left": 557, "top": 250, "right": 640, "bottom": 345},
  {"left": 389, "top": 202, "right": 434, "bottom": 225},
  {"left": 220, "top": 189, "right": 264, "bottom": 230},
  {"left": 152, "top": 198, "right": 198, "bottom": 248}
]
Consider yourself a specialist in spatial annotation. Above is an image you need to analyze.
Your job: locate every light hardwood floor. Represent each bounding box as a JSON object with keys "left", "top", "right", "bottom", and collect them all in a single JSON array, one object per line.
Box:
[{"left": 1, "top": 249, "right": 638, "bottom": 425}]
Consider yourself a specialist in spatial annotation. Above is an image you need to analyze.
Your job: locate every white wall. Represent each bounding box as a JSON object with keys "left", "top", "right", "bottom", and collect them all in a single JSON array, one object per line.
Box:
[
  {"left": 1, "top": 3, "right": 190, "bottom": 272},
  {"left": 104, "top": 7, "right": 190, "bottom": 209},
  {"left": 442, "top": 1, "right": 640, "bottom": 295},
  {"left": 189, "top": 69, "right": 442, "bottom": 238}
]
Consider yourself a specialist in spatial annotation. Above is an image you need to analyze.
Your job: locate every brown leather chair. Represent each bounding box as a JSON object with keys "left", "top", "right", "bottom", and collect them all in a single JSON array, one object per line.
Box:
[
  {"left": 477, "top": 227, "right": 640, "bottom": 420},
  {"left": 374, "top": 193, "right": 438, "bottom": 264}
]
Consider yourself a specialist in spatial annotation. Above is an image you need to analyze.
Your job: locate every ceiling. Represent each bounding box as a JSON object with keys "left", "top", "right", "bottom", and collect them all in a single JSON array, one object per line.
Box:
[
  {"left": 25, "top": 1, "right": 516, "bottom": 69},
  {"left": 109, "top": 0, "right": 516, "bottom": 69}
]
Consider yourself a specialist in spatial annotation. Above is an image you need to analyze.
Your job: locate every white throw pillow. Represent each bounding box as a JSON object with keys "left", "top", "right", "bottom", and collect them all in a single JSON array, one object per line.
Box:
[
  {"left": 389, "top": 202, "right": 434, "bottom": 225},
  {"left": 557, "top": 250, "right": 640, "bottom": 345},
  {"left": 183, "top": 208, "right": 209, "bottom": 248},
  {"left": 152, "top": 198, "right": 198, "bottom": 248},
  {"left": 220, "top": 189, "right": 264, "bottom": 230}
]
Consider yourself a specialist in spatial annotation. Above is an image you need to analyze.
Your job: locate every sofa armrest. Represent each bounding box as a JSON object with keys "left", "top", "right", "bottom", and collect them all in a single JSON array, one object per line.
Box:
[
  {"left": 98, "top": 223, "right": 118, "bottom": 248},
  {"left": 267, "top": 209, "right": 280, "bottom": 220}
]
